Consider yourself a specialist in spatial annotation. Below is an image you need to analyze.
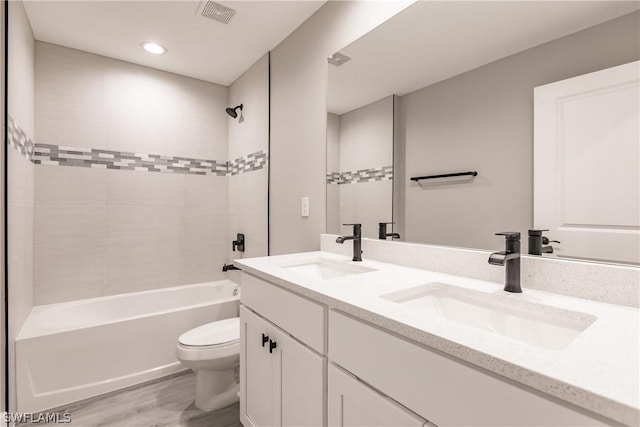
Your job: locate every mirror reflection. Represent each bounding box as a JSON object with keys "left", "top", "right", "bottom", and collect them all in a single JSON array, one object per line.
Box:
[
  {"left": 326, "top": 96, "right": 394, "bottom": 240},
  {"left": 327, "top": 1, "right": 640, "bottom": 264}
]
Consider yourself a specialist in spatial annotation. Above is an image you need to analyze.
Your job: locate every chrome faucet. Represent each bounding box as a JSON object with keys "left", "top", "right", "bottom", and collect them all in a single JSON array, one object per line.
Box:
[
  {"left": 336, "top": 223, "right": 362, "bottom": 262},
  {"left": 378, "top": 222, "right": 400, "bottom": 240},
  {"left": 489, "top": 232, "right": 521, "bottom": 293}
]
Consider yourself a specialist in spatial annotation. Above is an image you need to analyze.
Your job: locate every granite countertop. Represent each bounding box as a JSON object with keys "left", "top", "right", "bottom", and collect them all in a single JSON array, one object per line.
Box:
[{"left": 235, "top": 251, "right": 640, "bottom": 426}]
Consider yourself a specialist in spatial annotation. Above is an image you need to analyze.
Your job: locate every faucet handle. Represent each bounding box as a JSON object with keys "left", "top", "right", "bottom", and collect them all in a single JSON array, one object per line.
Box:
[
  {"left": 528, "top": 229, "right": 548, "bottom": 236},
  {"left": 378, "top": 222, "right": 394, "bottom": 225},
  {"left": 495, "top": 232, "right": 521, "bottom": 240},
  {"left": 343, "top": 223, "right": 361, "bottom": 226}
]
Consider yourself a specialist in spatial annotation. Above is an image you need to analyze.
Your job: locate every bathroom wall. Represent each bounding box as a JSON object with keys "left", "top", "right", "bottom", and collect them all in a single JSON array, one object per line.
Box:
[
  {"left": 7, "top": 0, "right": 35, "bottom": 411},
  {"left": 227, "top": 54, "right": 269, "bottom": 267},
  {"left": 269, "top": 1, "right": 413, "bottom": 255},
  {"left": 399, "top": 11, "right": 640, "bottom": 251},
  {"left": 33, "top": 42, "right": 230, "bottom": 304},
  {"left": 327, "top": 96, "right": 393, "bottom": 239}
]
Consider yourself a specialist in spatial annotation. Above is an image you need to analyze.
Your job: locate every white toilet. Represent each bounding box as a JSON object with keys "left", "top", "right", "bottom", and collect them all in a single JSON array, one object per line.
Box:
[{"left": 176, "top": 317, "right": 240, "bottom": 411}]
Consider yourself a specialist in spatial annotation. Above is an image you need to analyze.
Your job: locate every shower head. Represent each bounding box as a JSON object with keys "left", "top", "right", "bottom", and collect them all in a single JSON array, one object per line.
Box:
[{"left": 226, "top": 104, "right": 243, "bottom": 119}]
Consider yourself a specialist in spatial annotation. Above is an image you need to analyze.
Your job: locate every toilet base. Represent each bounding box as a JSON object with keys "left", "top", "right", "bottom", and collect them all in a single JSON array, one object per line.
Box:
[{"left": 194, "top": 367, "right": 239, "bottom": 412}]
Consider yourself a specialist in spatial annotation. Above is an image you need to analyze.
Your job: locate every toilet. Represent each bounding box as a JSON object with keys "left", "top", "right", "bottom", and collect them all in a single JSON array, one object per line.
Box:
[{"left": 176, "top": 317, "right": 240, "bottom": 411}]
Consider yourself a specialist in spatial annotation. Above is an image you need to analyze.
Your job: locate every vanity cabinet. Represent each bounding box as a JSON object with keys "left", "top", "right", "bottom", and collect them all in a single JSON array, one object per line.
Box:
[
  {"left": 329, "top": 310, "right": 607, "bottom": 427},
  {"left": 240, "top": 272, "right": 326, "bottom": 427},
  {"left": 328, "top": 363, "right": 428, "bottom": 427}
]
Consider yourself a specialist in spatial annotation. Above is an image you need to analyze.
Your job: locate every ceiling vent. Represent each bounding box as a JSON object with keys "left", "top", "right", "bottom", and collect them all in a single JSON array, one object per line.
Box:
[
  {"left": 328, "top": 52, "right": 351, "bottom": 66},
  {"left": 197, "top": 1, "right": 237, "bottom": 25}
]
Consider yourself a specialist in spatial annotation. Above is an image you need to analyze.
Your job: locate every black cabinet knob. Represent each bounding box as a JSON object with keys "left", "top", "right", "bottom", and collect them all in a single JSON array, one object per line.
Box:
[
  {"left": 261, "top": 334, "right": 269, "bottom": 347},
  {"left": 269, "top": 339, "right": 277, "bottom": 354}
]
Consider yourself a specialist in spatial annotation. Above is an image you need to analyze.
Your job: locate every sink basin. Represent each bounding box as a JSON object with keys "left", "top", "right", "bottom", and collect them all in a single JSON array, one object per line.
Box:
[
  {"left": 381, "top": 283, "right": 596, "bottom": 350},
  {"left": 281, "top": 259, "right": 376, "bottom": 280}
]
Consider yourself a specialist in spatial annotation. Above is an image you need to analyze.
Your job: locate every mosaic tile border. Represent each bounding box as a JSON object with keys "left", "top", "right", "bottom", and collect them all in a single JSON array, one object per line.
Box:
[
  {"left": 229, "top": 151, "right": 268, "bottom": 176},
  {"left": 327, "top": 165, "right": 393, "bottom": 184},
  {"left": 7, "top": 116, "right": 35, "bottom": 161},
  {"left": 32, "top": 143, "right": 267, "bottom": 176}
]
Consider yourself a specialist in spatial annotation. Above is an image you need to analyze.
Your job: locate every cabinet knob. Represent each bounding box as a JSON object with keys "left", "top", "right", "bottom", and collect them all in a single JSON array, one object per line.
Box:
[
  {"left": 261, "top": 334, "right": 269, "bottom": 347},
  {"left": 269, "top": 339, "right": 277, "bottom": 354}
]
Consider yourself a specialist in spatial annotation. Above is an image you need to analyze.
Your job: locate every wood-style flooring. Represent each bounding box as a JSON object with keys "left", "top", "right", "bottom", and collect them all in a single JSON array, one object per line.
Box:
[{"left": 19, "top": 372, "right": 242, "bottom": 427}]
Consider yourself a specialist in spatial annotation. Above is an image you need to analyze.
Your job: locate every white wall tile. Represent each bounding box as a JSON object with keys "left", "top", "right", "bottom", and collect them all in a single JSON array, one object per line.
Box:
[
  {"left": 106, "top": 169, "right": 183, "bottom": 206},
  {"left": 35, "top": 106, "right": 106, "bottom": 148},
  {"left": 107, "top": 205, "right": 182, "bottom": 242},
  {"left": 35, "top": 166, "right": 106, "bottom": 205},
  {"left": 184, "top": 174, "right": 228, "bottom": 208},
  {"left": 8, "top": 203, "right": 33, "bottom": 263},
  {"left": 35, "top": 42, "right": 105, "bottom": 115},
  {"left": 35, "top": 205, "right": 106, "bottom": 244},
  {"left": 106, "top": 239, "right": 182, "bottom": 294},
  {"left": 183, "top": 238, "right": 227, "bottom": 285},
  {"left": 34, "top": 242, "right": 105, "bottom": 293},
  {"left": 8, "top": 149, "right": 34, "bottom": 205}
]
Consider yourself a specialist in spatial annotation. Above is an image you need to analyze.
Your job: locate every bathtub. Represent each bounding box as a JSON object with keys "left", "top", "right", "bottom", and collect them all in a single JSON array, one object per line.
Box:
[{"left": 16, "top": 280, "right": 240, "bottom": 413}]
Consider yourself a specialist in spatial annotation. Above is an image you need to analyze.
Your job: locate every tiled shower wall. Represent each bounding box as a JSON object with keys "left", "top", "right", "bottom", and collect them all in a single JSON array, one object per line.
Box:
[
  {"left": 33, "top": 42, "right": 231, "bottom": 304},
  {"left": 7, "top": 0, "right": 35, "bottom": 410},
  {"left": 326, "top": 96, "right": 394, "bottom": 239}
]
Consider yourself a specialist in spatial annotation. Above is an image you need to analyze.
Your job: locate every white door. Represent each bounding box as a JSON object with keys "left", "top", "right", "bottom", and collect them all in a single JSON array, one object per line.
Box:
[
  {"left": 241, "top": 306, "right": 275, "bottom": 427},
  {"left": 272, "top": 321, "right": 326, "bottom": 427},
  {"left": 534, "top": 61, "right": 640, "bottom": 264},
  {"left": 327, "top": 363, "right": 427, "bottom": 427}
]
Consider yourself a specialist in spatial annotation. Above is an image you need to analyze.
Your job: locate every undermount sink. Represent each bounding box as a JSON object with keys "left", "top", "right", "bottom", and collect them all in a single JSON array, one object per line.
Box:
[
  {"left": 281, "top": 259, "right": 376, "bottom": 280},
  {"left": 381, "top": 283, "right": 596, "bottom": 350}
]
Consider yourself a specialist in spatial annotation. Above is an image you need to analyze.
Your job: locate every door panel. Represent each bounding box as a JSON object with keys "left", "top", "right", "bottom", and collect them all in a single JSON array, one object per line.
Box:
[{"left": 534, "top": 61, "right": 640, "bottom": 264}]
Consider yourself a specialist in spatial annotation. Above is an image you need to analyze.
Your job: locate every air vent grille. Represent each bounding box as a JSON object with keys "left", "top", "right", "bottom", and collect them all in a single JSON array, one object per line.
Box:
[{"left": 198, "top": 1, "right": 237, "bottom": 24}]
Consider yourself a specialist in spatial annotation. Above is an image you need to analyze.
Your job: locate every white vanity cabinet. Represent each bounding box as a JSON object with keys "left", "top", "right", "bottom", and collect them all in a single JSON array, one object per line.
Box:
[
  {"left": 329, "top": 310, "right": 608, "bottom": 427},
  {"left": 240, "top": 273, "right": 326, "bottom": 427},
  {"left": 328, "top": 363, "right": 428, "bottom": 427}
]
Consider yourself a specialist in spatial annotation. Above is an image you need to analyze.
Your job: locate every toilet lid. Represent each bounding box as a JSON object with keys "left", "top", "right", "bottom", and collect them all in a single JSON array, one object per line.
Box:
[{"left": 178, "top": 317, "right": 239, "bottom": 347}]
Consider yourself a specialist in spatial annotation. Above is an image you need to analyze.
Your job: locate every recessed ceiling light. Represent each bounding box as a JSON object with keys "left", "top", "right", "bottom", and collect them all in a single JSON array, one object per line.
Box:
[{"left": 140, "top": 42, "right": 167, "bottom": 55}]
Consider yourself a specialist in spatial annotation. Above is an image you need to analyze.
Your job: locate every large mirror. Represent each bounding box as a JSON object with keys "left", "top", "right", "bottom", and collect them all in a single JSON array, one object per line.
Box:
[{"left": 327, "top": 1, "right": 640, "bottom": 265}]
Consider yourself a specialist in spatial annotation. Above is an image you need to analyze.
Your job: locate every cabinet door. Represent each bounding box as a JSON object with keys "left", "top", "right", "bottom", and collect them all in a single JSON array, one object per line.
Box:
[
  {"left": 272, "top": 323, "right": 326, "bottom": 427},
  {"left": 241, "top": 306, "right": 275, "bottom": 427},
  {"left": 328, "top": 363, "right": 426, "bottom": 427}
]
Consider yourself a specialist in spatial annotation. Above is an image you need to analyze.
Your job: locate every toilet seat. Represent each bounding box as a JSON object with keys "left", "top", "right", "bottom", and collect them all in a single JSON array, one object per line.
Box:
[{"left": 178, "top": 317, "right": 239, "bottom": 348}]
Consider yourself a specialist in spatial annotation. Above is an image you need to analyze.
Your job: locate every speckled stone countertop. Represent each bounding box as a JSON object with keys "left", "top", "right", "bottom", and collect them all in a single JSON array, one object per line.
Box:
[{"left": 235, "top": 251, "right": 639, "bottom": 426}]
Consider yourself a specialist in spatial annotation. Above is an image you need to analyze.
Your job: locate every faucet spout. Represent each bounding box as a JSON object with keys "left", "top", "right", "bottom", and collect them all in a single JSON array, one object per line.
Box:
[
  {"left": 488, "top": 250, "right": 519, "bottom": 266},
  {"left": 489, "top": 232, "right": 522, "bottom": 293},
  {"left": 336, "top": 236, "right": 353, "bottom": 244},
  {"left": 337, "top": 224, "right": 362, "bottom": 262}
]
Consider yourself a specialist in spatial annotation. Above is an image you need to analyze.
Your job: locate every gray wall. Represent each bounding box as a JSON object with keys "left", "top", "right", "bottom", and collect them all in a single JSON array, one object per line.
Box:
[
  {"left": 400, "top": 11, "right": 640, "bottom": 251},
  {"left": 269, "top": 1, "right": 412, "bottom": 255},
  {"left": 7, "top": 0, "right": 35, "bottom": 411}
]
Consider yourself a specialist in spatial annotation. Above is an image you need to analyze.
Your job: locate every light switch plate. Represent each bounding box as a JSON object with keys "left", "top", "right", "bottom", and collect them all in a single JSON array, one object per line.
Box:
[{"left": 301, "top": 197, "right": 310, "bottom": 217}]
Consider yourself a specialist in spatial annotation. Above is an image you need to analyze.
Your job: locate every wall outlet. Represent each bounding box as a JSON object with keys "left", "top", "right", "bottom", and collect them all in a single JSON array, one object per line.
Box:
[{"left": 301, "top": 197, "right": 310, "bottom": 217}]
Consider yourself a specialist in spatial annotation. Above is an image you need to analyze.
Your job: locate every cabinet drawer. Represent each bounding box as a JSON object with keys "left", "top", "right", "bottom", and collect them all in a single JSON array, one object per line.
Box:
[
  {"left": 329, "top": 310, "right": 607, "bottom": 427},
  {"left": 241, "top": 272, "right": 326, "bottom": 354}
]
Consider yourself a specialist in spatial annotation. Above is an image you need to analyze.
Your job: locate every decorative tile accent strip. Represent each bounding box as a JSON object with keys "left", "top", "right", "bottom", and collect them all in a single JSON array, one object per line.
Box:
[
  {"left": 33, "top": 144, "right": 268, "bottom": 177},
  {"left": 7, "top": 116, "right": 35, "bottom": 161},
  {"left": 229, "top": 150, "right": 268, "bottom": 175},
  {"left": 326, "top": 166, "right": 393, "bottom": 184}
]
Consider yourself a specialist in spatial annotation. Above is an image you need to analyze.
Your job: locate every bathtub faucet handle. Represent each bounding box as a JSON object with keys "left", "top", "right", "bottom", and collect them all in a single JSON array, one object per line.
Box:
[
  {"left": 232, "top": 233, "right": 245, "bottom": 252},
  {"left": 261, "top": 333, "right": 269, "bottom": 347}
]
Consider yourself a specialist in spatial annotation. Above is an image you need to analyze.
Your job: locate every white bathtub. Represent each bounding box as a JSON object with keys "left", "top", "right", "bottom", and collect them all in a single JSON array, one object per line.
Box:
[{"left": 16, "top": 280, "right": 240, "bottom": 413}]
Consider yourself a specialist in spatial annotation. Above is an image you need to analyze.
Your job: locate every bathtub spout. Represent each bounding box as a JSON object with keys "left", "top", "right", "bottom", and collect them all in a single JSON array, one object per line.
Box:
[{"left": 222, "top": 264, "right": 241, "bottom": 272}]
